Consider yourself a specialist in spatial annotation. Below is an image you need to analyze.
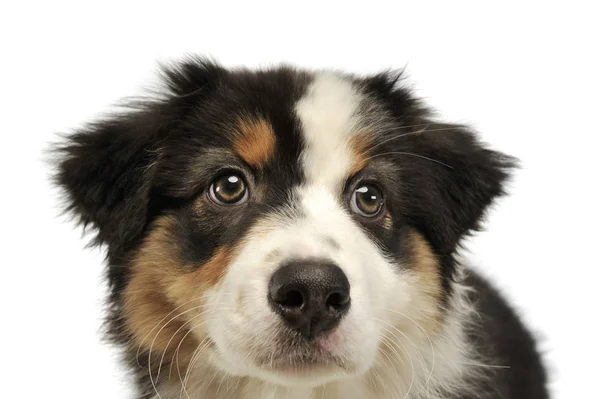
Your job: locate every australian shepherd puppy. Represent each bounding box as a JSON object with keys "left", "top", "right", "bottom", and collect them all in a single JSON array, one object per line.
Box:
[{"left": 53, "top": 57, "right": 548, "bottom": 398}]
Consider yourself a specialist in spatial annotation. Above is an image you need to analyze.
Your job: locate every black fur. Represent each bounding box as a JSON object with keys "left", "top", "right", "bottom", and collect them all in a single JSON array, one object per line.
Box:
[
  {"left": 462, "top": 269, "right": 549, "bottom": 398},
  {"left": 53, "top": 57, "right": 548, "bottom": 398}
]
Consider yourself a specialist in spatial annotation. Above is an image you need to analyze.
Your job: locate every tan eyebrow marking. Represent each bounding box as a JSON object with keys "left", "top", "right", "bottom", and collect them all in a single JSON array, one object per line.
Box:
[
  {"left": 348, "top": 133, "right": 373, "bottom": 176},
  {"left": 232, "top": 115, "right": 276, "bottom": 168}
]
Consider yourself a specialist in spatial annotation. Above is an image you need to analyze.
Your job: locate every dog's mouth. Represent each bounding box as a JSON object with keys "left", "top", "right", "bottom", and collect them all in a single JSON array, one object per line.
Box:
[
  {"left": 210, "top": 318, "right": 368, "bottom": 384},
  {"left": 251, "top": 331, "right": 352, "bottom": 377}
]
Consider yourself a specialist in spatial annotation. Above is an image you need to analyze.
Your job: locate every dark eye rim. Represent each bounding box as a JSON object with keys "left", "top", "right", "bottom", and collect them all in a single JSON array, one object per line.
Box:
[
  {"left": 207, "top": 169, "right": 250, "bottom": 206},
  {"left": 350, "top": 182, "right": 385, "bottom": 218}
]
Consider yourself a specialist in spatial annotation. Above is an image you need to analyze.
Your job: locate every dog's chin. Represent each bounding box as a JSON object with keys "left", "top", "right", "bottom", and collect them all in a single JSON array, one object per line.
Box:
[
  {"left": 211, "top": 332, "right": 366, "bottom": 387},
  {"left": 251, "top": 362, "right": 351, "bottom": 387}
]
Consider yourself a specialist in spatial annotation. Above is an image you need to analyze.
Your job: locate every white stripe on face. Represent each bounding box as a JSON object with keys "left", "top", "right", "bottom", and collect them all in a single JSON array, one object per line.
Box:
[{"left": 295, "top": 72, "right": 364, "bottom": 191}]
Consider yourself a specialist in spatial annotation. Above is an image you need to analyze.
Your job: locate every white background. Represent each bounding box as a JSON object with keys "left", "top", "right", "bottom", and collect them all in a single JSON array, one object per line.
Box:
[{"left": 1, "top": 1, "right": 598, "bottom": 398}]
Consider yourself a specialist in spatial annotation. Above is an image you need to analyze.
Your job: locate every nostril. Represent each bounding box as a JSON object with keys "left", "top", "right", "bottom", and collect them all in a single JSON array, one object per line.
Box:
[
  {"left": 325, "top": 291, "right": 350, "bottom": 311},
  {"left": 276, "top": 289, "right": 304, "bottom": 309}
]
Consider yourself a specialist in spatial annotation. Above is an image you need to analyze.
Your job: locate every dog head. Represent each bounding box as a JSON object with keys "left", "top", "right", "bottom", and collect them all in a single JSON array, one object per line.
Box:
[{"left": 55, "top": 58, "right": 514, "bottom": 389}]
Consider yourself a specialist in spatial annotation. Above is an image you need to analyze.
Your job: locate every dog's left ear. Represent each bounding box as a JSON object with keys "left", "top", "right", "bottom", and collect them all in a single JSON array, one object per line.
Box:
[{"left": 400, "top": 123, "right": 517, "bottom": 254}]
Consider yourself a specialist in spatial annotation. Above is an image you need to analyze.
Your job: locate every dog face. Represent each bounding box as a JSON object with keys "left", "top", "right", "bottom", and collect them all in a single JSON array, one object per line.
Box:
[{"left": 55, "top": 59, "right": 513, "bottom": 389}]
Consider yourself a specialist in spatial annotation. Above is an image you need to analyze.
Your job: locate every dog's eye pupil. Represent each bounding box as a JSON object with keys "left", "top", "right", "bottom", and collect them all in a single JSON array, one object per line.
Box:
[
  {"left": 351, "top": 185, "right": 384, "bottom": 217},
  {"left": 210, "top": 174, "right": 248, "bottom": 205}
]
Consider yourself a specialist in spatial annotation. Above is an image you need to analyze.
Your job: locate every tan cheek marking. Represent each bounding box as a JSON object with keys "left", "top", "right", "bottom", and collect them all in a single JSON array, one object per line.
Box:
[
  {"left": 123, "top": 216, "right": 237, "bottom": 362},
  {"left": 406, "top": 230, "right": 443, "bottom": 332},
  {"left": 123, "top": 216, "right": 193, "bottom": 355},
  {"left": 168, "top": 246, "right": 234, "bottom": 300},
  {"left": 233, "top": 116, "right": 276, "bottom": 168}
]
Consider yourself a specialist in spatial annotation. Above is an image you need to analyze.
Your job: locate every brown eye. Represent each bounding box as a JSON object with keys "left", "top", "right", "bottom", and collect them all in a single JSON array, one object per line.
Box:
[
  {"left": 209, "top": 173, "right": 248, "bottom": 205},
  {"left": 351, "top": 184, "right": 384, "bottom": 217}
]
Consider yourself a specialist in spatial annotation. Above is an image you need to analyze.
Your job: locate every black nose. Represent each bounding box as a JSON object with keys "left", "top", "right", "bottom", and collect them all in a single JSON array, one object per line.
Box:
[{"left": 268, "top": 260, "right": 351, "bottom": 340}]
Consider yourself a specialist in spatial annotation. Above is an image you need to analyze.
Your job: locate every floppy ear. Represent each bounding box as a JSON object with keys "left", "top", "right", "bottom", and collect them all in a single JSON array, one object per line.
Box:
[
  {"left": 55, "top": 107, "right": 168, "bottom": 255},
  {"left": 54, "top": 57, "right": 225, "bottom": 255},
  {"left": 401, "top": 123, "right": 517, "bottom": 254}
]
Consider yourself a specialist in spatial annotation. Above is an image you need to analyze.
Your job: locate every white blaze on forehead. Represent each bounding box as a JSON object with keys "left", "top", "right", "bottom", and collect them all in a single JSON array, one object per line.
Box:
[{"left": 295, "top": 72, "right": 364, "bottom": 190}]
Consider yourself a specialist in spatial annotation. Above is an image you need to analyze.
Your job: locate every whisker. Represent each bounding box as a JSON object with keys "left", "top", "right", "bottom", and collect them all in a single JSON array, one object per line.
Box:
[
  {"left": 174, "top": 320, "right": 206, "bottom": 399},
  {"left": 135, "top": 295, "right": 206, "bottom": 367},
  {"left": 374, "top": 320, "right": 417, "bottom": 398},
  {"left": 364, "top": 151, "right": 453, "bottom": 169},
  {"left": 177, "top": 327, "right": 212, "bottom": 399},
  {"left": 460, "top": 361, "right": 510, "bottom": 369},
  {"left": 378, "top": 321, "right": 428, "bottom": 374},
  {"left": 148, "top": 306, "right": 232, "bottom": 396},
  {"left": 182, "top": 337, "right": 213, "bottom": 397},
  {"left": 165, "top": 313, "right": 216, "bottom": 378},
  {"left": 375, "top": 308, "right": 437, "bottom": 395},
  {"left": 157, "top": 307, "right": 234, "bottom": 384},
  {"left": 366, "top": 124, "right": 467, "bottom": 154},
  {"left": 368, "top": 125, "right": 430, "bottom": 150},
  {"left": 148, "top": 305, "right": 205, "bottom": 395},
  {"left": 372, "top": 122, "right": 435, "bottom": 135},
  {"left": 377, "top": 336, "right": 402, "bottom": 377}
]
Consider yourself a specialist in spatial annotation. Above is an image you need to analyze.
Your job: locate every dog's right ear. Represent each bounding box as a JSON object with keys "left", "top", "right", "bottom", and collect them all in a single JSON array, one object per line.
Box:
[
  {"left": 53, "top": 57, "right": 225, "bottom": 255},
  {"left": 54, "top": 107, "right": 166, "bottom": 255}
]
